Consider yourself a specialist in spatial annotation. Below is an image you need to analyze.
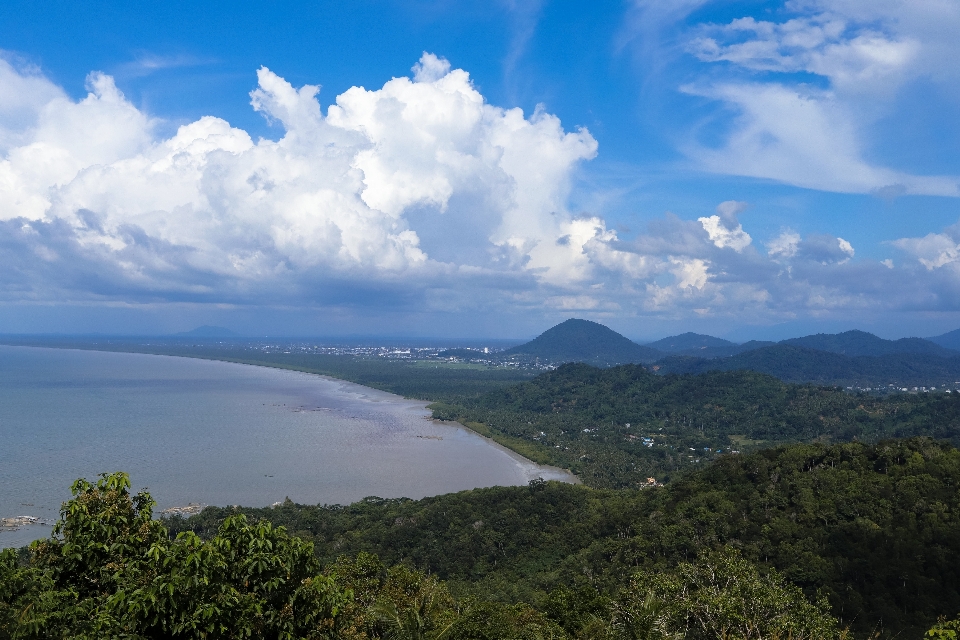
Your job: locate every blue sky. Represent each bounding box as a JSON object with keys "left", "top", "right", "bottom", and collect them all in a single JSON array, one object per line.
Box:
[{"left": 1, "top": 0, "right": 959, "bottom": 340}]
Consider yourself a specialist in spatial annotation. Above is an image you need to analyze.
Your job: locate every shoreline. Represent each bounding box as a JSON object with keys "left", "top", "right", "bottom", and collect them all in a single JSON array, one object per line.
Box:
[{"left": 0, "top": 342, "right": 581, "bottom": 487}]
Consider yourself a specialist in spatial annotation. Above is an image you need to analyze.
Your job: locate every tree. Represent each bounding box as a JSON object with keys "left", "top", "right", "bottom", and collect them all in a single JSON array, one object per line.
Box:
[
  {"left": 1, "top": 472, "right": 352, "bottom": 639},
  {"left": 928, "top": 617, "right": 960, "bottom": 639},
  {"left": 611, "top": 547, "right": 845, "bottom": 640}
]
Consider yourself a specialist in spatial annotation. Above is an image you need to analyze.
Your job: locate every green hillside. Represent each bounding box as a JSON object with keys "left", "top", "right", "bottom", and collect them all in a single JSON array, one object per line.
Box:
[
  {"left": 781, "top": 329, "right": 956, "bottom": 357},
  {"left": 653, "top": 344, "right": 960, "bottom": 388},
  {"left": 643, "top": 332, "right": 735, "bottom": 352},
  {"left": 168, "top": 439, "right": 960, "bottom": 638},
  {"left": 504, "top": 319, "right": 661, "bottom": 366},
  {"left": 431, "top": 362, "right": 960, "bottom": 488}
]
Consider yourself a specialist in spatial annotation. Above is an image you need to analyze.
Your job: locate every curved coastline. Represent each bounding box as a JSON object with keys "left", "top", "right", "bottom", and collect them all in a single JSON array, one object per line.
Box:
[
  {"left": 220, "top": 359, "right": 580, "bottom": 485},
  {"left": 0, "top": 344, "right": 577, "bottom": 549},
  {"left": 227, "top": 362, "right": 580, "bottom": 485},
  {"left": 0, "top": 340, "right": 581, "bottom": 484}
]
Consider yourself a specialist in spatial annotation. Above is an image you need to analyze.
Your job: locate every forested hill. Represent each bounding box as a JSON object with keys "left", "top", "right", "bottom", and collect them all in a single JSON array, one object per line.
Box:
[
  {"left": 653, "top": 343, "right": 960, "bottom": 387},
  {"left": 169, "top": 438, "right": 960, "bottom": 638},
  {"left": 504, "top": 318, "right": 661, "bottom": 366},
  {"left": 781, "top": 329, "right": 954, "bottom": 357},
  {"left": 431, "top": 362, "right": 960, "bottom": 488}
]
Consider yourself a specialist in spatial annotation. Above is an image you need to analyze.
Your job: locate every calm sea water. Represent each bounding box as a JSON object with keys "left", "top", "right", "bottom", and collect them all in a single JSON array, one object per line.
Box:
[{"left": 0, "top": 346, "right": 574, "bottom": 548}]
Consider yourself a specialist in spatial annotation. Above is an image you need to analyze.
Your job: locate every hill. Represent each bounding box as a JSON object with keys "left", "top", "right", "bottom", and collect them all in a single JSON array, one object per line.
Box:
[
  {"left": 503, "top": 318, "right": 661, "bottom": 366},
  {"left": 170, "top": 439, "right": 960, "bottom": 638},
  {"left": 930, "top": 327, "right": 960, "bottom": 351},
  {"left": 653, "top": 343, "right": 960, "bottom": 388},
  {"left": 781, "top": 329, "right": 956, "bottom": 357},
  {"left": 642, "top": 332, "right": 773, "bottom": 359},
  {"left": 431, "top": 361, "right": 960, "bottom": 488},
  {"left": 643, "top": 331, "right": 735, "bottom": 352}
]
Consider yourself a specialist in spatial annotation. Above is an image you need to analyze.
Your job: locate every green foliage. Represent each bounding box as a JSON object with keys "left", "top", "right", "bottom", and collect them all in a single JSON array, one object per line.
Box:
[
  {"left": 612, "top": 548, "right": 842, "bottom": 640},
  {"left": 170, "top": 439, "right": 960, "bottom": 638},
  {"left": 1, "top": 472, "right": 351, "bottom": 639},
  {"left": 928, "top": 617, "right": 960, "bottom": 639},
  {"left": 434, "top": 362, "right": 960, "bottom": 488},
  {"left": 331, "top": 553, "right": 457, "bottom": 639},
  {"left": 442, "top": 599, "right": 566, "bottom": 640},
  {"left": 654, "top": 344, "right": 960, "bottom": 388}
]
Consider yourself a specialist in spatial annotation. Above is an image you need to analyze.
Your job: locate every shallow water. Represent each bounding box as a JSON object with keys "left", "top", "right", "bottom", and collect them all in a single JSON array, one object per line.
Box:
[{"left": 0, "top": 345, "right": 574, "bottom": 548}]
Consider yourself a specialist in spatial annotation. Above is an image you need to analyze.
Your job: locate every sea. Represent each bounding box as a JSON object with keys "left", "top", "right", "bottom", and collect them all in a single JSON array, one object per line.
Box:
[{"left": 0, "top": 345, "right": 574, "bottom": 549}]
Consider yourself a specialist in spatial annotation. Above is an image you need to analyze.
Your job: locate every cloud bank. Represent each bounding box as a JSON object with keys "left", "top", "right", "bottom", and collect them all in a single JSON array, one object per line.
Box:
[{"left": 1, "top": 51, "right": 959, "bottom": 330}]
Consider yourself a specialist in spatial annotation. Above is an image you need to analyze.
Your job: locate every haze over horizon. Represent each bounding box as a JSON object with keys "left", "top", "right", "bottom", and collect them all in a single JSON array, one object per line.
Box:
[{"left": 1, "top": 1, "right": 959, "bottom": 342}]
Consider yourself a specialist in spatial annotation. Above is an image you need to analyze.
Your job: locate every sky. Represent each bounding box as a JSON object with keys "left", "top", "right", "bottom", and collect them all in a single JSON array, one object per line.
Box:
[{"left": 0, "top": 0, "right": 959, "bottom": 341}]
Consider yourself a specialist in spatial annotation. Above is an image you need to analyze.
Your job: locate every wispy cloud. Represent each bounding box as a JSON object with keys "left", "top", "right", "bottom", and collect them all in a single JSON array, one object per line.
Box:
[
  {"left": 117, "top": 52, "right": 218, "bottom": 78},
  {"left": 622, "top": 0, "right": 960, "bottom": 197}
]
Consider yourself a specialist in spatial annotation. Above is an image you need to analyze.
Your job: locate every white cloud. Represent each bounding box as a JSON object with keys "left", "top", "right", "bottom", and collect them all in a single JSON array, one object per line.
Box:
[
  {"left": 768, "top": 229, "right": 801, "bottom": 259},
  {"left": 0, "top": 54, "right": 599, "bottom": 302},
  {"left": 690, "top": 15, "right": 920, "bottom": 95},
  {"left": 893, "top": 229, "right": 960, "bottom": 270},
  {"left": 678, "top": 1, "right": 960, "bottom": 196},
  {"left": 3, "top": 51, "right": 959, "bottom": 326},
  {"left": 698, "top": 200, "right": 751, "bottom": 252},
  {"left": 0, "top": 55, "right": 67, "bottom": 152},
  {"left": 682, "top": 81, "right": 959, "bottom": 196},
  {"left": 673, "top": 258, "right": 709, "bottom": 289},
  {"left": 766, "top": 231, "right": 854, "bottom": 265}
]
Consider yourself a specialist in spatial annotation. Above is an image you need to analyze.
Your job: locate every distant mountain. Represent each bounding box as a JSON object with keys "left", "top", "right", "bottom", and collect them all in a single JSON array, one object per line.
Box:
[
  {"left": 781, "top": 329, "right": 956, "bottom": 357},
  {"left": 670, "top": 341, "right": 776, "bottom": 359},
  {"left": 929, "top": 328, "right": 960, "bottom": 351},
  {"left": 504, "top": 319, "right": 662, "bottom": 366},
  {"left": 173, "top": 325, "right": 238, "bottom": 338},
  {"left": 653, "top": 344, "right": 960, "bottom": 388},
  {"left": 643, "top": 333, "right": 775, "bottom": 359},
  {"left": 644, "top": 332, "right": 735, "bottom": 352}
]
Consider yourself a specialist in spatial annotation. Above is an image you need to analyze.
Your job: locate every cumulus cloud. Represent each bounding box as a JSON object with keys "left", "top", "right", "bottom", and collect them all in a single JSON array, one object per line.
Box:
[
  {"left": 893, "top": 222, "right": 960, "bottom": 270},
  {"left": 0, "top": 53, "right": 601, "bottom": 305},
  {"left": 698, "top": 200, "right": 751, "bottom": 252},
  {"left": 2, "top": 51, "right": 959, "bottom": 326},
  {"left": 767, "top": 229, "right": 801, "bottom": 259},
  {"left": 766, "top": 229, "right": 854, "bottom": 264}
]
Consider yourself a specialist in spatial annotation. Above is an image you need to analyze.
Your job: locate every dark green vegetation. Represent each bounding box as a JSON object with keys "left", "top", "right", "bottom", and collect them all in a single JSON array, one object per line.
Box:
[
  {"left": 0, "top": 473, "right": 350, "bottom": 639},
  {"left": 649, "top": 329, "right": 960, "bottom": 388},
  {"left": 643, "top": 332, "right": 736, "bottom": 352},
  {"left": 431, "top": 362, "right": 960, "bottom": 488},
  {"left": 7, "top": 330, "right": 960, "bottom": 638},
  {"left": 641, "top": 333, "right": 775, "bottom": 359},
  {"left": 503, "top": 319, "right": 661, "bottom": 366},
  {"left": 166, "top": 439, "right": 960, "bottom": 638},
  {"left": 781, "top": 330, "right": 956, "bottom": 358},
  {"left": 2, "top": 471, "right": 849, "bottom": 639},
  {"left": 654, "top": 344, "right": 960, "bottom": 388}
]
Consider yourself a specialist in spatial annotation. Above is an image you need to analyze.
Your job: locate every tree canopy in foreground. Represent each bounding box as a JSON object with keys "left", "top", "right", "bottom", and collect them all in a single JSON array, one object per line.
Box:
[
  {"left": 1, "top": 471, "right": 848, "bottom": 640},
  {"left": 6, "top": 439, "right": 960, "bottom": 638}
]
